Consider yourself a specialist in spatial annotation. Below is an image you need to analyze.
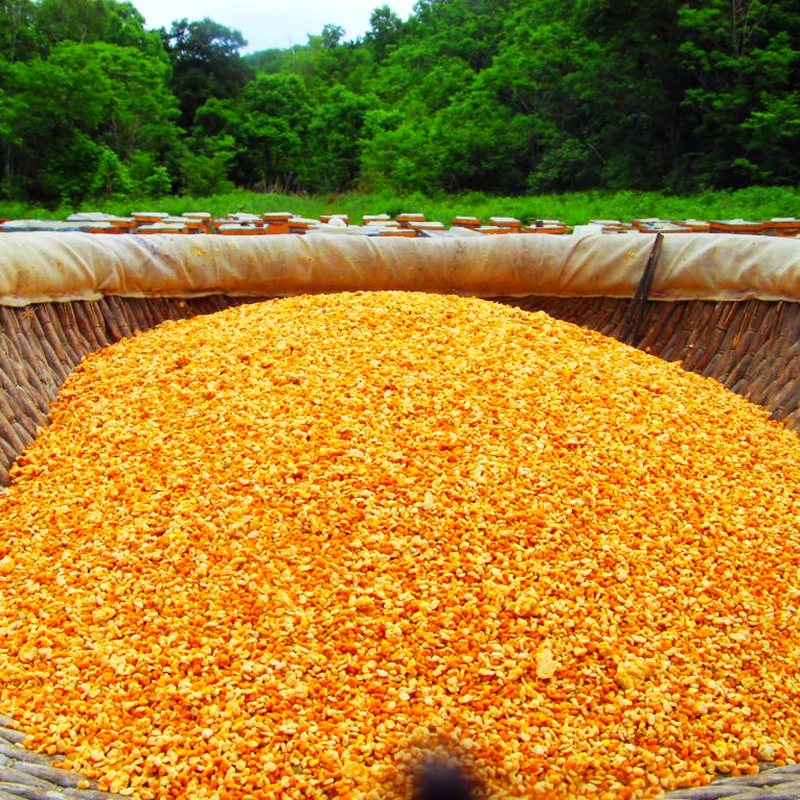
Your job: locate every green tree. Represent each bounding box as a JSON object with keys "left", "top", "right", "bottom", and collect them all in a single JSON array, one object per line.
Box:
[
  {"left": 678, "top": 0, "right": 800, "bottom": 186},
  {"left": 0, "top": 69, "right": 19, "bottom": 195},
  {"left": 5, "top": 51, "right": 112, "bottom": 202},
  {"left": 52, "top": 41, "right": 179, "bottom": 159},
  {"left": 4, "top": 41, "right": 180, "bottom": 203},
  {"left": 282, "top": 24, "right": 370, "bottom": 91},
  {"left": 567, "top": 0, "right": 688, "bottom": 189},
  {"left": 304, "top": 86, "right": 379, "bottom": 191},
  {"left": 178, "top": 135, "right": 236, "bottom": 196},
  {"left": 428, "top": 88, "right": 535, "bottom": 193},
  {"left": 466, "top": 15, "right": 602, "bottom": 192},
  {"left": 33, "top": 0, "right": 163, "bottom": 56},
  {"left": 236, "top": 72, "right": 312, "bottom": 191},
  {"left": 320, "top": 23, "right": 344, "bottom": 48},
  {"left": 186, "top": 96, "right": 249, "bottom": 187},
  {"left": 358, "top": 116, "right": 439, "bottom": 194},
  {"left": 0, "top": 0, "right": 36, "bottom": 62},
  {"left": 244, "top": 47, "right": 288, "bottom": 74},
  {"left": 162, "top": 17, "right": 254, "bottom": 129},
  {"left": 409, "top": 0, "right": 515, "bottom": 71},
  {"left": 365, "top": 5, "right": 403, "bottom": 62}
]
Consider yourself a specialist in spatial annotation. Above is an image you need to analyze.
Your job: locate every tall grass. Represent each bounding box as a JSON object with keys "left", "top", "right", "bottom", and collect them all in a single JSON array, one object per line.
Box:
[{"left": 2, "top": 186, "right": 799, "bottom": 226}]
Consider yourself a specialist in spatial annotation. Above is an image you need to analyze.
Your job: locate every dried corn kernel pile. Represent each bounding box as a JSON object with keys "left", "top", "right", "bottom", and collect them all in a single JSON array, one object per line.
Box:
[{"left": 1, "top": 291, "right": 800, "bottom": 800}]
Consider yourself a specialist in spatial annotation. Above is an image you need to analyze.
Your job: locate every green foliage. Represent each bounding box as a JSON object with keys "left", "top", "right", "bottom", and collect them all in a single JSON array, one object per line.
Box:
[
  {"left": 677, "top": 0, "right": 800, "bottom": 187},
  {"left": 304, "top": 87, "right": 379, "bottom": 192},
  {"left": 178, "top": 135, "right": 236, "bottom": 197},
  {"left": 2, "top": 40, "right": 179, "bottom": 204},
  {"left": 0, "top": 0, "right": 37, "bottom": 62},
  {"left": 161, "top": 17, "right": 253, "bottom": 129},
  {"left": 128, "top": 154, "right": 171, "bottom": 197},
  {"left": 365, "top": 5, "right": 404, "bottom": 62},
  {"left": 236, "top": 72, "right": 311, "bottom": 191},
  {"left": 2, "top": 0, "right": 800, "bottom": 204},
  {"left": 244, "top": 47, "right": 287, "bottom": 74},
  {"left": 51, "top": 41, "right": 179, "bottom": 159},
  {"left": 32, "top": 0, "right": 163, "bottom": 57}
]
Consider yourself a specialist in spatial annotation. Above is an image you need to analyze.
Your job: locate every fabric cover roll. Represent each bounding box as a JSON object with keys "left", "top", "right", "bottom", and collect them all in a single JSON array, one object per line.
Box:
[{"left": 0, "top": 231, "right": 798, "bottom": 306}]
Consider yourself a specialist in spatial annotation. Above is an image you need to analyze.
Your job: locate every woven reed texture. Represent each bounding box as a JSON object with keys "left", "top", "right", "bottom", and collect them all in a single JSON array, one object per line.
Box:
[
  {"left": 0, "top": 294, "right": 799, "bottom": 797},
  {"left": 503, "top": 295, "right": 800, "bottom": 433},
  {"left": 0, "top": 296, "right": 251, "bottom": 485}
]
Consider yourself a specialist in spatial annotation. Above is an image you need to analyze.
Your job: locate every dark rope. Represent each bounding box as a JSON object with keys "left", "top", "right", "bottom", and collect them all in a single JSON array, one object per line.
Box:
[{"left": 623, "top": 232, "right": 664, "bottom": 346}]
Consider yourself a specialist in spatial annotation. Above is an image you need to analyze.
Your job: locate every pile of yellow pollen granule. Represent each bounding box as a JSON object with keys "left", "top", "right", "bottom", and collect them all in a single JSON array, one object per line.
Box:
[{"left": 0, "top": 291, "right": 799, "bottom": 800}]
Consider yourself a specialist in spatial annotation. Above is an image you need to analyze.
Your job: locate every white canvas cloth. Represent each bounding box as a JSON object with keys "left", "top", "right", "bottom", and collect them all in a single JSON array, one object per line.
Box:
[{"left": 0, "top": 231, "right": 798, "bottom": 306}]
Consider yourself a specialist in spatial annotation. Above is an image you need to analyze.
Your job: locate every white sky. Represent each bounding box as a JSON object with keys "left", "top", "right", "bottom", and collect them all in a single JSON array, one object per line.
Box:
[{"left": 131, "top": 0, "right": 419, "bottom": 53}]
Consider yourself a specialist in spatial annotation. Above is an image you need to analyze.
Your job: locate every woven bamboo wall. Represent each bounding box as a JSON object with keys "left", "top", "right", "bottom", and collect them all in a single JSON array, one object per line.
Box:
[{"left": 0, "top": 294, "right": 798, "bottom": 485}]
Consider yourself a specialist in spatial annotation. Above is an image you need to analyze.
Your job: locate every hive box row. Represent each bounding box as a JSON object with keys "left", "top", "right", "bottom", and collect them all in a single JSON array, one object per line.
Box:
[
  {"left": 1, "top": 212, "right": 799, "bottom": 237},
  {"left": 0, "top": 211, "right": 567, "bottom": 236}
]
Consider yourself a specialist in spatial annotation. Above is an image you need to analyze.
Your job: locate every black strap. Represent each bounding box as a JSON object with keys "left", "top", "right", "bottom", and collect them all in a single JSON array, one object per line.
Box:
[{"left": 623, "top": 232, "right": 663, "bottom": 346}]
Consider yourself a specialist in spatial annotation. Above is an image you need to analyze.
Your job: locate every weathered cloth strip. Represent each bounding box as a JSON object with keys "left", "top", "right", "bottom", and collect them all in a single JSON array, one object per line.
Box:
[{"left": 0, "top": 233, "right": 799, "bottom": 306}]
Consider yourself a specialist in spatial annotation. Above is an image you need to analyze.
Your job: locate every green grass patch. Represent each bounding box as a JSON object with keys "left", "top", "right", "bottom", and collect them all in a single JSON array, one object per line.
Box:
[{"left": 1, "top": 186, "right": 798, "bottom": 226}]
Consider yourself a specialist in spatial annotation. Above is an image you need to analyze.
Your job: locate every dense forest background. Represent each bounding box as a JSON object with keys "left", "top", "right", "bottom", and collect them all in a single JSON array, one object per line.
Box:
[{"left": 1, "top": 0, "right": 799, "bottom": 207}]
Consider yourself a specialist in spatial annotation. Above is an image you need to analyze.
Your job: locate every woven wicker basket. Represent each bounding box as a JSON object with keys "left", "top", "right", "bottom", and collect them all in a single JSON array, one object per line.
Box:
[{"left": 1, "top": 234, "right": 799, "bottom": 799}]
